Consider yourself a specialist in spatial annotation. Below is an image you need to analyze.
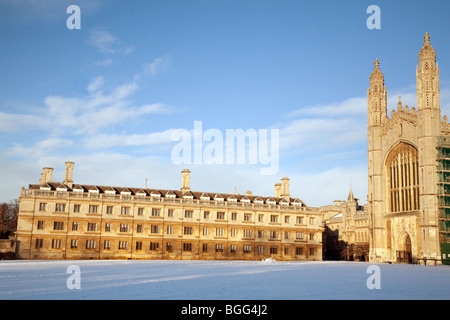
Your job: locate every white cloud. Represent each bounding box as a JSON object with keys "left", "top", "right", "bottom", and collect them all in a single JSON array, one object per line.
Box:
[
  {"left": 89, "top": 29, "right": 118, "bottom": 54},
  {"left": 87, "top": 76, "right": 105, "bottom": 92},
  {"left": 144, "top": 56, "right": 170, "bottom": 76}
]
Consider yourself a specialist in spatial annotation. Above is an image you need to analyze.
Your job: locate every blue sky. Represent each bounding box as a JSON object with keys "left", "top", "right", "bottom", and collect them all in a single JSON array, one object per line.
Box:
[{"left": 1, "top": 0, "right": 450, "bottom": 206}]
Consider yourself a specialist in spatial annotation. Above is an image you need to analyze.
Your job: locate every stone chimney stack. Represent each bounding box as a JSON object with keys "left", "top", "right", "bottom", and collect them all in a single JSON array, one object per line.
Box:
[
  {"left": 40, "top": 167, "right": 54, "bottom": 185},
  {"left": 64, "top": 161, "right": 75, "bottom": 188},
  {"left": 181, "top": 169, "right": 191, "bottom": 194},
  {"left": 274, "top": 183, "right": 281, "bottom": 198},
  {"left": 281, "top": 177, "right": 290, "bottom": 200}
]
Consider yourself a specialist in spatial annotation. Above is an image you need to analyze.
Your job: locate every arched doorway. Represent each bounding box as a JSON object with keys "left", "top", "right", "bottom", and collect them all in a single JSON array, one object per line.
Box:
[{"left": 397, "top": 233, "right": 412, "bottom": 263}]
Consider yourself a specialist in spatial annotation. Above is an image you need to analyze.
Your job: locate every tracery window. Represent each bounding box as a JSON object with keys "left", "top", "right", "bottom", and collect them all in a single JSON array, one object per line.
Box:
[{"left": 386, "top": 142, "right": 419, "bottom": 213}]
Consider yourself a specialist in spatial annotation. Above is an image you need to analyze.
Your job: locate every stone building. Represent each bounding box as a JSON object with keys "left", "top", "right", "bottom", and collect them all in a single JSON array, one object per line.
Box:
[
  {"left": 367, "top": 33, "right": 450, "bottom": 264},
  {"left": 321, "top": 187, "right": 369, "bottom": 261},
  {"left": 15, "top": 162, "right": 324, "bottom": 261}
]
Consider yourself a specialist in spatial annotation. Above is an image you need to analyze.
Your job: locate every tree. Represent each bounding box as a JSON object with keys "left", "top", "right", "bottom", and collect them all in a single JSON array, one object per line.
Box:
[{"left": 0, "top": 199, "right": 18, "bottom": 239}]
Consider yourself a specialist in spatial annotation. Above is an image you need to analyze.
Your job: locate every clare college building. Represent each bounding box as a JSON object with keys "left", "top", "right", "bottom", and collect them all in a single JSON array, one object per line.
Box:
[{"left": 14, "top": 33, "right": 450, "bottom": 264}]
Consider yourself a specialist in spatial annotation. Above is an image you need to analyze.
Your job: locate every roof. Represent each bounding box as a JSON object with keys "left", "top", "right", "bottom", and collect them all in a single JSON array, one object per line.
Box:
[{"left": 29, "top": 182, "right": 308, "bottom": 207}]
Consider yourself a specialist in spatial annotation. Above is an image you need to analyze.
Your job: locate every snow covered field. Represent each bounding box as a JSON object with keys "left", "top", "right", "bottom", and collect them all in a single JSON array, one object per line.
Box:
[{"left": 0, "top": 259, "right": 449, "bottom": 300}]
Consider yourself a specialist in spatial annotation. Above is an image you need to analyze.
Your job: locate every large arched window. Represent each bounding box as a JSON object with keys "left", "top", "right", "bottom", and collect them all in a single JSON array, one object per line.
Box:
[{"left": 386, "top": 142, "right": 419, "bottom": 213}]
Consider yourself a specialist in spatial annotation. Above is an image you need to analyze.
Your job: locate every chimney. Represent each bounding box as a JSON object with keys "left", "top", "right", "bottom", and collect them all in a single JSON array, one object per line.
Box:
[
  {"left": 64, "top": 161, "right": 75, "bottom": 188},
  {"left": 274, "top": 183, "right": 281, "bottom": 198},
  {"left": 181, "top": 169, "right": 191, "bottom": 194},
  {"left": 42, "top": 167, "right": 54, "bottom": 184},
  {"left": 281, "top": 177, "right": 290, "bottom": 200}
]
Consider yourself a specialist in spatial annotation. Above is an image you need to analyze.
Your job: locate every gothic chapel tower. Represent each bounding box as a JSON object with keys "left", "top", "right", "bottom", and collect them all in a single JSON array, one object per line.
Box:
[{"left": 368, "top": 33, "right": 443, "bottom": 264}]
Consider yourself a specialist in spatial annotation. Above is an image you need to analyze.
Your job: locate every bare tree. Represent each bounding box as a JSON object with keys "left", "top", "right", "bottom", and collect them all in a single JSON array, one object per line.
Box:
[{"left": 0, "top": 199, "right": 18, "bottom": 239}]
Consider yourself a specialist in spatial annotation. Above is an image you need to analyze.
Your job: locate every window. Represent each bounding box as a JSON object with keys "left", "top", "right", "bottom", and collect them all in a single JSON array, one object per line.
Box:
[
  {"left": 185, "top": 210, "right": 193, "bottom": 218},
  {"left": 203, "top": 227, "right": 209, "bottom": 236},
  {"left": 231, "top": 212, "right": 237, "bottom": 220},
  {"left": 309, "top": 217, "right": 315, "bottom": 225},
  {"left": 166, "top": 242, "right": 173, "bottom": 252},
  {"left": 183, "top": 243, "right": 192, "bottom": 252},
  {"left": 121, "top": 207, "right": 130, "bottom": 215},
  {"left": 137, "top": 208, "right": 144, "bottom": 216},
  {"left": 243, "top": 229, "right": 252, "bottom": 238},
  {"left": 386, "top": 142, "right": 419, "bottom": 213},
  {"left": 217, "top": 212, "right": 225, "bottom": 220},
  {"left": 270, "top": 215, "right": 278, "bottom": 223},
  {"left": 203, "top": 243, "right": 208, "bottom": 252},
  {"left": 258, "top": 214, "right": 264, "bottom": 222},
  {"left": 244, "top": 213, "right": 252, "bottom": 221},
  {"left": 71, "top": 239, "right": 78, "bottom": 249},
  {"left": 105, "top": 223, "right": 111, "bottom": 232},
  {"left": 258, "top": 246, "right": 264, "bottom": 254},
  {"left": 284, "top": 231, "right": 289, "bottom": 239},
  {"left": 310, "top": 248, "right": 315, "bottom": 256},
  {"left": 119, "top": 224, "right": 129, "bottom": 233},
  {"left": 216, "top": 244, "right": 224, "bottom": 252},
  {"left": 55, "top": 203, "right": 65, "bottom": 212},
  {"left": 296, "top": 232, "right": 304, "bottom": 240},
  {"left": 39, "top": 203, "right": 46, "bottom": 211},
  {"left": 270, "top": 231, "right": 278, "bottom": 239},
  {"left": 53, "top": 221, "right": 64, "bottom": 230},
  {"left": 230, "top": 228, "right": 237, "bottom": 237},
  {"left": 37, "top": 220, "right": 44, "bottom": 230},
  {"left": 285, "top": 216, "right": 290, "bottom": 223},
  {"left": 136, "top": 241, "right": 143, "bottom": 250},
  {"left": 309, "top": 232, "right": 314, "bottom": 241},
  {"left": 52, "top": 239, "right": 62, "bottom": 249},
  {"left": 35, "top": 238, "right": 43, "bottom": 248},
  {"left": 270, "top": 246, "right": 278, "bottom": 254},
  {"left": 243, "top": 245, "right": 252, "bottom": 253},
  {"left": 118, "top": 241, "right": 128, "bottom": 250},
  {"left": 150, "top": 225, "right": 159, "bottom": 234},
  {"left": 152, "top": 208, "right": 161, "bottom": 217},
  {"left": 106, "top": 206, "right": 113, "bottom": 214},
  {"left": 89, "top": 205, "right": 98, "bottom": 214},
  {"left": 296, "top": 216, "right": 304, "bottom": 224},
  {"left": 258, "top": 230, "right": 264, "bottom": 238},
  {"left": 87, "top": 222, "right": 97, "bottom": 232},
  {"left": 203, "top": 211, "right": 210, "bottom": 219},
  {"left": 167, "top": 209, "right": 174, "bottom": 217},
  {"left": 216, "top": 228, "right": 224, "bottom": 237},
  {"left": 296, "top": 247, "right": 303, "bottom": 255},
  {"left": 136, "top": 224, "right": 143, "bottom": 233},
  {"left": 104, "top": 240, "right": 111, "bottom": 250},
  {"left": 184, "top": 226, "right": 192, "bottom": 235},
  {"left": 72, "top": 222, "right": 79, "bottom": 231},
  {"left": 284, "top": 247, "right": 289, "bottom": 255},
  {"left": 167, "top": 225, "right": 173, "bottom": 234},
  {"left": 230, "top": 245, "right": 236, "bottom": 253},
  {"left": 73, "top": 204, "right": 80, "bottom": 213},
  {"left": 149, "top": 242, "right": 159, "bottom": 251}
]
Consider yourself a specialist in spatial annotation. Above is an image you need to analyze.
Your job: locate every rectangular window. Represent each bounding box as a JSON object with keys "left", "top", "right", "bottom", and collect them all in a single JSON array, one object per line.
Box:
[
  {"left": 118, "top": 241, "right": 128, "bottom": 250},
  {"left": 37, "top": 220, "right": 44, "bottom": 230},
  {"left": 230, "top": 228, "right": 236, "bottom": 237},
  {"left": 73, "top": 204, "right": 80, "bottom": 213},
  {"left": 270, "top": 230, "right": 278, "bottom": 239},
  {"left": 167, "top": 225, "right": 173, "bottom": 234},
  {"left": 258, "top": 214, "right": 264, "bottom": 222},
  {"left": 53, "top": 221, "right": 64, "bottom": 230},
  {"left": 55, "top": 203, "right": 66, "bottom": 212},
  {"left": 106, "top": 206, "right": 113, "bottom": 214},
  {"left": 184, "top": 226, "right": 192, "bottom": 235},
  {"left": 309, "top": 232, "right": 314, "bottom": 241},
  {"left": 244, "top": 213, "right": 252, "bottom": 221},
  {"left": 166, "top": 242, "right": 173, "bottom": 252},
  {"left": 150, "top": 225, "right": 159, "bottom": 234},
  {"left": 203, "top": 211, "right": 210, "bottom": 219},
  {"left": 105, "top": 223, "right": 111, "bottom": 232},
  {"left": 285, "top": 216, "right": 290, "bottom": 223},
  {"left": 104, "top": 240, "right": 111, "bottom": 250},
  {"left": 215, "top": 244, "right": 224, "bottom": 252},
  {"left": 230, "top": 244, "right": 236, "bottom": 253},
  {"left": 72, "top": 222, "right": 79, "bottom": 231},
  {"left": 137, "top": 208, "right": 144, "bottom": 216},
  {"left": 89, "top": 205, "right": 98, "bottom": 214},
  {"left": 296, "top": 232, "right": 304, "bottom": 240},
  {"left": 203, "top": 227, "right": 209, "bottom": 236},
  {"left": 231, "top": 212, "right": 237, "bottom": 220},
  {"left": 217, "top": 212, "right": 225, "bottom": 220},
  {"left": 309, "top": 217, "right": 315, "bottom": 225},
  {"left": 39, "top": 203, "right": 46, "bottom": 211},
  {"left": 71, "top": 239, "right": 78, "bottom": 249},
  {"left": 136, "top": 224, "right": 143, "bottom": 233},
  {"left": 284, "top": 247, "right": 289, "bottom": 255},
  {"left": 149, "top": 242, "right": 159, "bottom": 251},
  {"left": 296, "top": 216, "right": 304, "bottom": 224},
  {"left": 258, "top": 246, "right": 264, "bottom": 254},
  {"left": 87, "top": 222, "right": 97, "bottom": 232},
  {"left": 35, "top": 238, "right": 43, "bottom": 248},
  {"left": 136, "top": 241, "right": 142, "bottom": 250},
  {"left": 216, "top": 228, "right": 224, "bottom": 237},
  {"left": 184, "top": 210, "right": 193, "bottom": 218},
  {"left": 296, "top": 247, "right": 303, "bottom": 255},
  {"left": 270, "top": 246, "right": 278, "bottom": 254},
  {"left": 270, "top": 215, "right": 278, "bottom": 223},
  {"left": 119, "top": 224, "right": 129, "bottom": 233},
  {"left": 167, "top": 209, "right": 174, "bottom": 217},
  {"left": 258, "top": 230, "right": 264, "bottom": 238},
  {"left": 284, "top": 231, "right": 289, "bottom": 239},
  {"left": 152, "top": 208, "right": 161, "bottom": 217},
  {"left": 52, "top": 239, "right": 62, "bottom": 249},
  {"left": 202, "top": 243, "right": 208, "bottom": 252},
  {"left": 121, "top": 207, "right": 130, "bottom": 215},
  {"left": 183, "top": 243, "right": 192, "bottom": 252},
  {"left": 244, "top": 245, "right": 252, "bottom": 253},
  {"left": 243, "top": 229, "right": 252, "bottom": 238}
]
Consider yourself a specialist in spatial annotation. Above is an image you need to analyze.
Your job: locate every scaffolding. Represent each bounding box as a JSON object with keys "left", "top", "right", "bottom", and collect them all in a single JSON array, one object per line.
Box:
[{"left": 436, "top": 136, "right": 450, "bottom": 265}]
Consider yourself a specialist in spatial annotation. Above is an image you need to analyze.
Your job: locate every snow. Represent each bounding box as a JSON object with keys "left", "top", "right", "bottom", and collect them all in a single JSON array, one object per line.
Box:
[{"left": 0, "top": 260, "right": 449, "bottom": 300}]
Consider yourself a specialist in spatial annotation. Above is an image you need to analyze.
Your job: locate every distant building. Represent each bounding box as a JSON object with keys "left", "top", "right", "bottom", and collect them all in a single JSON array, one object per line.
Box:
[
  {"left": 321, "top": 187, "right": 369, "bottom": 261},
  {"left": 16, "top": 162, "right": 324, "bottom": 261},
  {"left": 367, "top": 33, "right": 450, "bottom": 265}
]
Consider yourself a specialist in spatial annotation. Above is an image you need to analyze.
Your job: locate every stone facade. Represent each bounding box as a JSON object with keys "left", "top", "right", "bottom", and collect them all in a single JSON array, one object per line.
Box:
[
  {"left": 367, "top": 33, "right": 449, "bottom": 264},
  {"left": 15, "top": 163, "right": 324, "bottom": 261}
]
